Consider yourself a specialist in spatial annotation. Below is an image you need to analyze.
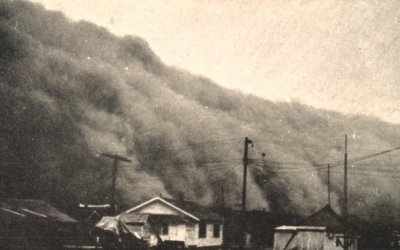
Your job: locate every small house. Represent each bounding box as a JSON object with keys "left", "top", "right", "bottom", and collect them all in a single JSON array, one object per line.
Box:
[{"left": 121, "top": 196, "right": 224, "bottom": 248}]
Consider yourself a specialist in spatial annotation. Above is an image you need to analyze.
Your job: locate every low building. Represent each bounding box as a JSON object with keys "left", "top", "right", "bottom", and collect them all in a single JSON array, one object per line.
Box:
[
  {"left": 273, "top": 205, "right": 359, "bottom": 250},
  {"left": 0, "top": 198, "right": 78, "bottom": 249},
  {"left": 274, "top": 226, "right": 338, "bottom": 250},
  {"left": 115, "top": 196, "right": 223, "bottom": 248}
]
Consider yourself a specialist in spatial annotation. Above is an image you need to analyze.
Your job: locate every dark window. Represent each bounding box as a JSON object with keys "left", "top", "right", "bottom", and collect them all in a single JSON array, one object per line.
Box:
[
  {"left": 199, "top": 222, "right": 206, "bottom": 238},
  {"left": 213, "top": 224, "right": 220, "bottom": 238},
  {"left": 159, "top": 224, "right": 169, "bottom": 235}
]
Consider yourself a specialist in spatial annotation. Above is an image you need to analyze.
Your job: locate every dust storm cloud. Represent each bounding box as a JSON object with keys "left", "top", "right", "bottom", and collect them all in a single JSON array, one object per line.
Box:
[{"left": 1, "top": 1, "right": 400, "bottom": 220}]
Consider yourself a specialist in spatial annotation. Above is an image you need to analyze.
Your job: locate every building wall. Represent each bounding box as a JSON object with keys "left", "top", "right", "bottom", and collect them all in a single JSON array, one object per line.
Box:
[
  {"left": 323, "top": 233, "right": 358, "bottom": 250},
  {"left": 185, "top": 223, "right": 197, "bottom": 247},
  {"left": 138, "top": 224, "right": 186, "bottom": 247},
  {"left": 196, "top": 223, "right": 223, "bottom": 247},
  {"left": 273, "top": 231, "right": 358, "bottom": 250},
  {"left": 273, "top": 231, "right": 299, "bottom": 250},
  {"left": 140, "top": 222, "right": 223, "bottom": 248},
  {"left": 159, "top": 224, "right": 186, "bottom": 242},
  {"left": 273, "top": 231, "right": 324, "bottom": 250}
]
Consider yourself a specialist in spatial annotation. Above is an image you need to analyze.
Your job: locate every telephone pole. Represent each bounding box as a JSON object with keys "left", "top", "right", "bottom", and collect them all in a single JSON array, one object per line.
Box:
[
  {"left": 102, "top": 153, "right": 131, "bottom": 214},
  {"left": 328, "top": 164, "right": 331, "bottom": 207},
  {"left": 221, "top": 185, "right": 225, "bottom": 214},
  {"left": 240, "top": 137, "right": 253, "bottom": 250},
  {"left": 343, "top": 135, "right": 349, "bottom": 250}
]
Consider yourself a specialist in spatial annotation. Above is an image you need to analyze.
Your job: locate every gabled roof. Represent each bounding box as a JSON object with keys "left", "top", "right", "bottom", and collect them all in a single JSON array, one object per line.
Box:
[
  {"left": 0, "top": 199, "right": 77, "bottom": 224},
  {"left": 163, "top": 198, "right": 222, "bottom": 222},
  {"left": 301, "top": 205, "right": 344, "bottom": 232},
  {"left": 125, "top": 197, "right": 222, "bottom": 222}
]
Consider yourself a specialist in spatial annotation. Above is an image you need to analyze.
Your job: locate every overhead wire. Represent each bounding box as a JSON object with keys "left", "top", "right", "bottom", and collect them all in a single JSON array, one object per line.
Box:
[{"left": 131, "top": 138, "right": 242, "bottom": 157}]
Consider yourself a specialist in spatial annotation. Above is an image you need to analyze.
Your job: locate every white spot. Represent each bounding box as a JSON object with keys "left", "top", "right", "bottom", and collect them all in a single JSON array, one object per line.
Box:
[
  {"left": 125, "top": 66, "right": 129, "bottom": 71},
  {"left": 87, "top": 56, "right": 91, "bottom": 60}
]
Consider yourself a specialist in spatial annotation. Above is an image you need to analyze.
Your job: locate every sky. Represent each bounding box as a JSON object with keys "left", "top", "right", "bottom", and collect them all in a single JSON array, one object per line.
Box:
[{"left": 31, "top": 0, "right": 400, "bottom": 124}]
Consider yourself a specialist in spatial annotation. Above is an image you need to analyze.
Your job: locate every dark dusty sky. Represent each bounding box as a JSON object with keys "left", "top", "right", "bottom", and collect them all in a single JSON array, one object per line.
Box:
[{"left": 32, "top": 0, "right": 400, "bottom": 124}]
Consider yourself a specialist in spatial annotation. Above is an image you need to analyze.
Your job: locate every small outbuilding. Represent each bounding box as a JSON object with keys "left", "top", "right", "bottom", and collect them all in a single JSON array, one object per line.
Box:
[{"left": 273, "top": 205, "right": 359, "bottom": 250}]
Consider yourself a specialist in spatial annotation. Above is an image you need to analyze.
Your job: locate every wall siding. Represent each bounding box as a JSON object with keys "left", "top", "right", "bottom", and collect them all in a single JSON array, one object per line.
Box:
[
  {"left": 196, "top": 223, "right": 223, "bottom": 247},
  {"left": 273, "top": 231, "right": 358, "bottom": 250}
]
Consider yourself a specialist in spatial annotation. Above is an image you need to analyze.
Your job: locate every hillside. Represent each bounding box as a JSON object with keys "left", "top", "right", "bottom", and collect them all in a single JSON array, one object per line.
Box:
[{"left": 1, "top": 0, "right": 400, "bottom": 220}]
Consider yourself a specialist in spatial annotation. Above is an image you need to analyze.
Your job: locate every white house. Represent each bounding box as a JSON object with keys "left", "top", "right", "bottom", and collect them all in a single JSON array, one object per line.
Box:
[{"left": 122, "top": 196, "right": 224, "bottom": 249}]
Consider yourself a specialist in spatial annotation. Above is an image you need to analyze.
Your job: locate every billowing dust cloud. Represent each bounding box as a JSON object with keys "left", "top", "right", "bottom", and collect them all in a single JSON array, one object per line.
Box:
[{"left": 1, "top": 0, "right": 400, "bottom": 220}]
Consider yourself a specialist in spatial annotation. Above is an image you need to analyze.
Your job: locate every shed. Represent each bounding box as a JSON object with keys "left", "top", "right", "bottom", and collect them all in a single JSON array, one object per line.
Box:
[
  {"left": 273, "top": 205, "right": 359, "bottom": 250},
  {"left": 274, "top": 226, "right": 327, "bottom": 250}
]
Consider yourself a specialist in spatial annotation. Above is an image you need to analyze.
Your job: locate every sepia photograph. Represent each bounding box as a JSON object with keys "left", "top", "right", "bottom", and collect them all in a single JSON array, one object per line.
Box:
[{"left": 0, "top": 0, "right": 399, "bottom": 249}]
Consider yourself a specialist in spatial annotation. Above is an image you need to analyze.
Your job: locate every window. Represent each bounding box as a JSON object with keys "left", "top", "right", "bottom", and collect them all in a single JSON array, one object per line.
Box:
[
  {"left": 199, "top": 222, "right": 206, "bottom": 238},
  {"left": 159, "top": 224, "right": 169, "bottom": 235},
  {"left": 213, "top": 224, "right": 220, "bottom": 238}
]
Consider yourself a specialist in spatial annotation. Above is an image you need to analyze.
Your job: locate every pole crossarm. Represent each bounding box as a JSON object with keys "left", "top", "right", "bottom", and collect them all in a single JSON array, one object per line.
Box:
[{"left": 102, "top": 153, "right": 132, "bottom": 162}]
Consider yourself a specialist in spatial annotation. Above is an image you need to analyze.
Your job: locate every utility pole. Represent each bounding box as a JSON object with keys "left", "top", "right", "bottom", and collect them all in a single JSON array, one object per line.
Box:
[
  {"left": 102, "top": 153, "right": 131, "bottom": 214},
  {"left": 221, "top": 184, "right": 225, "bottom": 215},
  {"left": 240, "top": 137, "right": 253, "bottom": 250},
  {"left": 343, "top": 135, "right": 349, "bottom": 250},
  {"left": 328, "top": 164, "right": 331, "bottom": 207}
]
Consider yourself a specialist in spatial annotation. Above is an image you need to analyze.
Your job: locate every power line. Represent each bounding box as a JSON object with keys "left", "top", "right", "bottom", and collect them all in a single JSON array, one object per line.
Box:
[
  {"left": 119, "top": 158, "right": 243, "bottom": 170},
  {"left": 330, "top": 170, "right": 400, "bottom": 180},
  {"left": 131, "top": 138, "right": 242, "bottom": 157},
  {"left": 313, "top": 145, "right": 400, "bottom": 169},
  {"left": 347, "top": 146, "right": 400, "bottom": 165},
  {"left": 253, "top": 138, "right": 343, "bottom": 150},
  {"left": 251, "top": 159, "right": 319, "bottom": 166},
  {"left": 253, "top": 163, "right": 328, "bottom": 172},
  {"left": 124, "top": 164, "right": 239, "bottom": 182}
]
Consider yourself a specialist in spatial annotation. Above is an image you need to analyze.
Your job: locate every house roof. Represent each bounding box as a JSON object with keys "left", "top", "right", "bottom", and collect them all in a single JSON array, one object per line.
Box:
[
  {"left": 125, "top": 197, "right": 222, "bottom": 222},
  {"left": 301, "top": 205, "right": 344, "bottom": 232},
  {"left": 0, "top": 199, "right": 77, "bottom": 224},
  {"left": 0, "top": 207, "right": 30, "bottom": 223},
  {"left": 96, "top": 216, "right": 120, "bottom": 234}
]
